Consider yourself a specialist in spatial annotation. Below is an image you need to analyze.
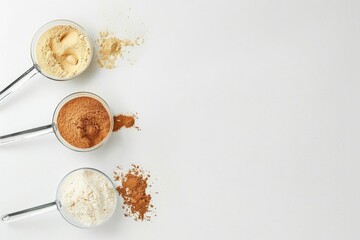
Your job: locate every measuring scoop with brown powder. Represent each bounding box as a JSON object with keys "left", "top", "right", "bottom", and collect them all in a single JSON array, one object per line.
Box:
[{"left": 0, "top": 92, "right": 139, "bottom": 150}]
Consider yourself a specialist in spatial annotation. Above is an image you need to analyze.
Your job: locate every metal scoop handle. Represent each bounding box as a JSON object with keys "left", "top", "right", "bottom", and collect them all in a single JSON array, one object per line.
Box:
[
  {"left": 0, "top": 65, "right": 38, "bottom": 104},
  {"left": 1, "top": 202, "right": 57, "bottom": 223},
  {"left": 0, "top": 124, "right": 53, "bottom": 145}
]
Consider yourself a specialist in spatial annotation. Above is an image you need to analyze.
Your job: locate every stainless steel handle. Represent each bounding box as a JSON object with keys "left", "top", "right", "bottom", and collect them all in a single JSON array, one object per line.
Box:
[
  {"left": 1, "top": 202, "right": 57, "bottom": 223},
  {"left": 0, "top": 65, "right": 38, "bottom": 104},
  {"left": 0, "top": 124, "right": 53, "bottom": 145}
]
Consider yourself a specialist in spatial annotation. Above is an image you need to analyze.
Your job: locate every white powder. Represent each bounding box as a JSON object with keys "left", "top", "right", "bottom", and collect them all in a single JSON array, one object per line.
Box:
[{"left": 59, "top": 169, "right": 116, "bottom": 227}]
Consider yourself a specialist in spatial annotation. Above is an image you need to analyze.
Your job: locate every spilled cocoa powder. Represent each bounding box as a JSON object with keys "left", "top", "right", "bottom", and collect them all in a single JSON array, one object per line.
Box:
[
  {"left": 113, "top": 113, "right": 140, "bottom": 132},
  {"left": 114, "top": 165, "right": 155, "bottom": 221},
  {"left": 57, "top": 96, "right": 111, "bottom": 148}
]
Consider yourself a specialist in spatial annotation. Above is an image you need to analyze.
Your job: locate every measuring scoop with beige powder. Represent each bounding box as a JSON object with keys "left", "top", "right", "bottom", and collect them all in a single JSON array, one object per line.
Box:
[
  {"left": 0, "top": 92, "right": 114, "bottom": 151},
  {"left": 1, "top": 168, "right": 117, "bottom": 228},
  {"left": 0, "top": 19, "right": 92, "bottom": 104}
]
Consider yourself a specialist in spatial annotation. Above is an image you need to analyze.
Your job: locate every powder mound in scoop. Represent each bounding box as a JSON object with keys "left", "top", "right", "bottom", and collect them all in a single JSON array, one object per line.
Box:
[
  {"left": 56, "top": 96, "right": 111, "bottom": 149},
  {"left": 59, "top": 169, "right": 116, "bottom": 227},
  {"left": 36, "top": 25, "right": 92, "bottom": 78}
]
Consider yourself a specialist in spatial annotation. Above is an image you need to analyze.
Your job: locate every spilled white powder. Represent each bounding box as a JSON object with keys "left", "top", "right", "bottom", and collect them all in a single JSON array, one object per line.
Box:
[{"left": 59, "top": 169, "right": 116, "bottom": 227}]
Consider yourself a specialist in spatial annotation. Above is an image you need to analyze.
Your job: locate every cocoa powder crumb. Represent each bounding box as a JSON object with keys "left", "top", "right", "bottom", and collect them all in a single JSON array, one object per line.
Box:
[
  {"left": 114, "top": 165, "right": 155, "bottom": 221},
  {"left": 113, "top": 113, "right": 140, "bottom": 132}
]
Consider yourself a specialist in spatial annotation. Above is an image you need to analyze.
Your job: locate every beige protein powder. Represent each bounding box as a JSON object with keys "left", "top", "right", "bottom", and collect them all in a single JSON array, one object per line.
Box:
[
  {"left": 97, "top": 31, "right": 143, "bottom": 69},
  {"left": 36, "top": 25, "right": 92, "bottom": 79},
  {"left": 59, "top": 169, "right": 116, "bottom": 227}
]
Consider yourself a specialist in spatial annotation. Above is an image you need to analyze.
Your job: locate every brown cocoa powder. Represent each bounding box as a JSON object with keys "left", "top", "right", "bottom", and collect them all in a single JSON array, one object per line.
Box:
[
  {"left": 113, "top": 114, "right": 135, "bottom": 132},
  {"left": 114, "top": 165, "right": 154, "bottom": 221},
  {"left": 57, "top": 96, "right": 111, "bottom": 148}
]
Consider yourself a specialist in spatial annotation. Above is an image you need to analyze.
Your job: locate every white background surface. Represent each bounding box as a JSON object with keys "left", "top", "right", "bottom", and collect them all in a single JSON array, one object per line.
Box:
[{"left": 0, "top": 0, "right": 359, "bottom": 239}]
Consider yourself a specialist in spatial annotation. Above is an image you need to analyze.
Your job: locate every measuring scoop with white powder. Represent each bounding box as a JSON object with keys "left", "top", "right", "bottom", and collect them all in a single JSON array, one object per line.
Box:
[{"left": 1, "top": 168, "right": 117, "bottom": 228}]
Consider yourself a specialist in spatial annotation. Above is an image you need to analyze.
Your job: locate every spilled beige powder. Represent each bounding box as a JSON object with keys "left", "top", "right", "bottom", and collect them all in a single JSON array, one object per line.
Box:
[
  {"left": 36, "top": 25, "right": 92, "bottom": 79},
  {"left": 96, "top": 31, "right": 143, "bottom": 69}
]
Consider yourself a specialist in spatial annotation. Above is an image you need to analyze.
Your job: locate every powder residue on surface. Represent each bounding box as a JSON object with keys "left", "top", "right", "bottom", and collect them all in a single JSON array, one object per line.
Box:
[
  {"left": 36, "top": 25, "right": 92, "bottom": 79},
  {"left": 57, "top": 96, "right": 111, "bottom": 149},
  {"left": 96, "top": 31, "right": 143, "bottom": 69},
  {"left": 113, "top": 114, "right": 138, "bottom": 132},
  {"left": 114, "top": 165, "right": 155, "bottom": 221},
  {"left": 59, "top": 169, "right": 116, "bottom": 227}
]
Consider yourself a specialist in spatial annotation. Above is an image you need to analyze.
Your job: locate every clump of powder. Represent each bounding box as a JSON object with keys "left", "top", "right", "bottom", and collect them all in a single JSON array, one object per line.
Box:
[
  {"left": 36, "top": 25, "right": 92, "bottom": 79},
  {"left": 114, "top": 165, "right": 155, "bottom": 221},
  {"left": 113, "top": 113, "right": 140, "bottom": 132},
  {"left": 96, "top": 31, "right": 143, "bottom": 69},
  {"left": 56, "top": 96, "right": 111, "bottom": 149},
  {"left": 59, "top": 169, "right": 116, "bottom": 227}
]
